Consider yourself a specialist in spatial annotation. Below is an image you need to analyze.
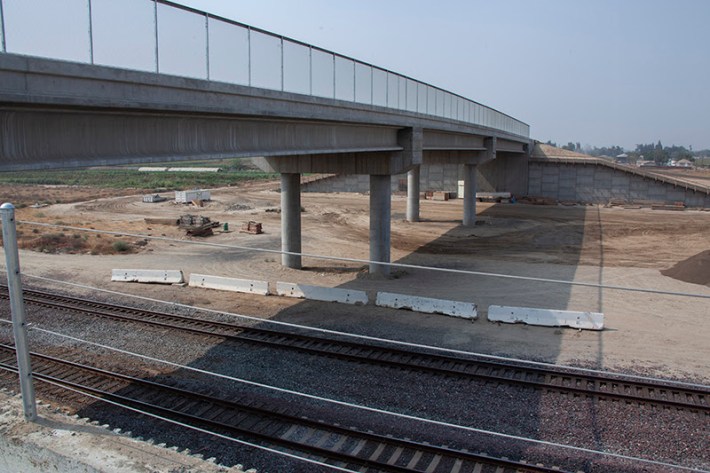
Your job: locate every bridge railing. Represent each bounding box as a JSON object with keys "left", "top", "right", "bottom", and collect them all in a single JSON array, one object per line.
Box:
[{"left": 0, "top": 0, "right": 529, "bottom": 138}]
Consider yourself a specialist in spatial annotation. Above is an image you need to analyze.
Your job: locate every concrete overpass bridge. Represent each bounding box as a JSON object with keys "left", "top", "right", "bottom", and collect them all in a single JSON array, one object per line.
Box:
[{"left": 0, "top": 0, "right": 531, "bottom": 275}]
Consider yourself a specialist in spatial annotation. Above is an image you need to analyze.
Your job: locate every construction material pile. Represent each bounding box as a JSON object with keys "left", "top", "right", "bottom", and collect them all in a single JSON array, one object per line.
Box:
[{"left": 178, "top": 215, "right": 220, "bottom": 237}]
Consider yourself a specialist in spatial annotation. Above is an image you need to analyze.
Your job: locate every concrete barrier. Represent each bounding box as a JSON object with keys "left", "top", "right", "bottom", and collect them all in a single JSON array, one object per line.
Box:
[
  {"left": 276, "top": 282, "right": 368, "bottom": 305},
  {"left": 111, "top": 269, "right": 184, "bottom": 284},
  {"left": 488, "top": 305, "right": 604, "bottom": 330},
  {"left": 189, "top": 274, "right": 269, "bottom": 295},
  {"left": 375, "top": 292, "right": 478, "bottom": 319}
]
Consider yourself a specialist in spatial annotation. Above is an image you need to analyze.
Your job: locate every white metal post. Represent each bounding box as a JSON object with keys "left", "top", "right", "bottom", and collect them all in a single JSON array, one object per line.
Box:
[{"left": 0, "top": 203, "right": 36, "bottom": 421}]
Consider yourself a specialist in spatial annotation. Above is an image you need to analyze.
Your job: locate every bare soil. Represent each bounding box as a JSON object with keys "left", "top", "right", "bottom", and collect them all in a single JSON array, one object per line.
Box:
[
  {"left": 661, "top": 250, "right": 710, "bottom": 287},
  {"left": 2, "top": 180, "right": 710, "bottom": 382}
]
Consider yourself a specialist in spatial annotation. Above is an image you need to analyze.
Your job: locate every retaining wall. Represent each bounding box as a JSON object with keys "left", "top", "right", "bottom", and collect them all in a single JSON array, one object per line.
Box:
[
  {"left": 529, "top": 159, "right": 710, "bottom": 207},
  {"left": 302, "top": 153, "right": 528, "bottom": 196}
]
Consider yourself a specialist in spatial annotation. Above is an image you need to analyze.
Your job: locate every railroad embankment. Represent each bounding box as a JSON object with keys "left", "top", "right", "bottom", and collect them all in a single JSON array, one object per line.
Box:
[{"left": 0, "top": 391, "right": 241, "bottom": 473}]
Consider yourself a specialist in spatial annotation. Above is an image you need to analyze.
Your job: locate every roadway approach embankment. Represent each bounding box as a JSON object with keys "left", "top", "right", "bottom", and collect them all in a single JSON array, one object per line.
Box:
[{"left": 529, "top": 144, "right": 710, "bottom": 208}]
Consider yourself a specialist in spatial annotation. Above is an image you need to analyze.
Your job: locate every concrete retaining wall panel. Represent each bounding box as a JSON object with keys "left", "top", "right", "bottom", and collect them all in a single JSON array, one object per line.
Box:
[
  {"left": 277, "top": 282, "right": 368, "bottom": 305},
  {"left": 188, "top": 274, "right": 269, "bottom": 295},
  {"left": 529, "top": 161, "right": 709, "bottom": 207},
  {"left": 376, "top": 291, "right": 477, "bottom": 319},
  {"left": 488, "top": 305, "right": 603, "bottom": 330}
]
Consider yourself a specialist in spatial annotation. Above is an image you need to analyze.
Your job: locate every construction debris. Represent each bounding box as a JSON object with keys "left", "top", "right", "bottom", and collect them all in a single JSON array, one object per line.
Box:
[
  {"left": 424, "top": 191, "right": 452, "bottom": 201},
  {"left": 518, "top": 196, "right": 557, "bottom": 205},
  {"left": 144, "top": 217, "right": 180, "bottom": 225},
  {"left": 142, "top": 194, "right": 167, "bottom": 203},
  {"left": 179, "top": 214, "right": 220, "bottom": 237},
  {"left": 240, "top": 221, "right": 263, "bottom": 234},
  {"left": 652, "top": 202, "right": 686, "bottom": 211}
]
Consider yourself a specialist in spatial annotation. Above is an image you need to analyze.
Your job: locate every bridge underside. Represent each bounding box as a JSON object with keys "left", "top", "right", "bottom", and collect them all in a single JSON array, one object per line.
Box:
[{"left": 0, "top": 54, "right": 530, "bottom": 276}]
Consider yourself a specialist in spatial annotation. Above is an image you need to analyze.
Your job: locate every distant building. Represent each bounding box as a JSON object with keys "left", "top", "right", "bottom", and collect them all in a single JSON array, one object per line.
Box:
[
  {"left": 615, "top": 153, "right": 629, "bottom": 164},
  {"left": 676, "top": 159, "right": 693, "bottom": 168}
]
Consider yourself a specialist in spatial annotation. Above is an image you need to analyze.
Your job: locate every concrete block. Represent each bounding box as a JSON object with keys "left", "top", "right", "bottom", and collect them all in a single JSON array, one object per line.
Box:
[
  {"left": 488, "top": 305, "right": 603, "bottom": 330},
  {"left": 376, "top": 292, "right": 477, "bottom": 319},
  {"left": 189, "top": 274, "right": 269, "bottom": 295},
  {"left": 277, "top": 282, "right": 368, "bottom": 305},
  {"left": 111, "top": 269, "right": 183, "bottom": 284}
]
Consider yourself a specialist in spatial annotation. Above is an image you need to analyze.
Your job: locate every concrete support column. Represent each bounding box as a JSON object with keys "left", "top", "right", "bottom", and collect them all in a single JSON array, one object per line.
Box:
[
  {"left": 280, "top": 173, "right": 302, "bottom": 269},
  {"left": 463, "top": 164, "right": 478, "bottom": 226},
  {"left": 369, "top": 174, "right": 391, "bottom": 276},
  {"left": 406, "top": 165, "right": 420, "bottom": 222}
]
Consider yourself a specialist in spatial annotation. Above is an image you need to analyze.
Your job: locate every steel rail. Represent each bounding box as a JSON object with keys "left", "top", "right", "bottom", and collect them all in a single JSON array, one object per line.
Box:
[
  {"left": 0, "top": 344, "right": 566, "bottom": 473},
  {"left": 2, "top": 286, "right": 708, "bottom": 415}
]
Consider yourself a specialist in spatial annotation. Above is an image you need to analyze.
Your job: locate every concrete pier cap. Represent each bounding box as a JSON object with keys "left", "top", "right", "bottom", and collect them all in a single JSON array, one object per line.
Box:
[{"left": 265, "top": 126, "right": 422, "bottom": 273}]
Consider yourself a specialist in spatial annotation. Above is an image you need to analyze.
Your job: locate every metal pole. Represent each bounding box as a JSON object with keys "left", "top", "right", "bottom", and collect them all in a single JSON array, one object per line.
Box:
[
  {"left": 280, "top": 37, "right": 284, "bottom": 91},
  {"left": 0, "top": 203, "right": 36, "bottom": 421},
  {"left": 385, "top": 72, "right": 389, "bottom": 107},
  {"left": 247, "top": 27, "right": 252, "bottom": 86},
  {"left": 153, "top": 0, "right": 159, "bottom": 73},
  {"left": 370, "top": 66, "right": 373, "bottom": 105},
  {"left": 1, "top": 0, "right": 7, "bottom": 52},
  {"left": 308, "top": 46, "right": 312, "bottom": 95},
  {"left": 87, "top": 0, "right": 94, "bottom": 64},
  {"left": 205, "top": 14, "right": 210, "bottom": 80},
  {"left": 331, "top": 54, "right": 335, "bottom": 99},
  {"left": 415, "top": 82, "right": 419, "bottom": 112}
]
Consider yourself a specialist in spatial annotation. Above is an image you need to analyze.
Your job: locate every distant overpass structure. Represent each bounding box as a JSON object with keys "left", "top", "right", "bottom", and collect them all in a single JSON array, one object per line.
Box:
[{"left": 0, "top": 0, "right": 531, "bottom": 275}]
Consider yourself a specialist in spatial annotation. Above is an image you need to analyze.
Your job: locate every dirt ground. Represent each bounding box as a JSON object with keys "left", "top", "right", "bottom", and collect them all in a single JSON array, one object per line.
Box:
[{"left": 2, "top": 180, "right": 710, "bottom": 382}]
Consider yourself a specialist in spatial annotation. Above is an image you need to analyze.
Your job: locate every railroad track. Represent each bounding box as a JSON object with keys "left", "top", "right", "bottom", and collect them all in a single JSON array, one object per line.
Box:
[
  {"left": 2, "top": 286, "right": 709, "bottom": 415},
  {"left": 0, "top": 343, "right": 567, "bottom": 473}
]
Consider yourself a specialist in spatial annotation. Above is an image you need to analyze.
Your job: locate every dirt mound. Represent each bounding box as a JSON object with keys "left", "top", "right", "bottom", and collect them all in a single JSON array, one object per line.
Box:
[{"left": 661, "top": 250, "right": 710, "bottom": 287}]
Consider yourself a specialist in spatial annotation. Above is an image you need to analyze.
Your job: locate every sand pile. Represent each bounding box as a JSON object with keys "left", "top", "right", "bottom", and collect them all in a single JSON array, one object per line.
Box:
[{"left": 661, "top": 250, "right": 710, "bottom": 287}]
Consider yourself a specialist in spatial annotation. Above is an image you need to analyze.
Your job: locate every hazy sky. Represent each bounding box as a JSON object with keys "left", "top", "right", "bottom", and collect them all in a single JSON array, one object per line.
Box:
[{"left": 170, "top": 0, "right": 709, "bottom": 151}]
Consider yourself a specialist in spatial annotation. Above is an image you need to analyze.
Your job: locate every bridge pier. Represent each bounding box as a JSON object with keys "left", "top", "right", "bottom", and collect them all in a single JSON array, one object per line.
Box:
[
  {"left": 280, "top": 173, "right": 302, "bottom": 269},
  {"left": 369, "top": 175, "right": 391, "bottom": 276},
  {"left": 463, "top": 164, "right": 478, "bottom": 226},
  {"left": 406, "top": 165, "right": 420, "bottom": 222}
]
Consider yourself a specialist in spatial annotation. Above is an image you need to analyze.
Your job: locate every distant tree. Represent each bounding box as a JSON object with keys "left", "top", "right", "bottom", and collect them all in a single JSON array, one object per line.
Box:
[
  {"left": 587, "top": 145, "right": 625, "bottom": 158},
  {"left": 562, "top": 142, "right": 576, "bottom": 151},
  {"left": 666, "top": 145, "right": 693, "bottom": 162}
]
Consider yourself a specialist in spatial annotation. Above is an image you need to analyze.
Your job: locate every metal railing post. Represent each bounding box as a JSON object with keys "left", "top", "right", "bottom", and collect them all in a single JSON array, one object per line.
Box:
[
  {"left": 87, "top": 0, "right": 94, "bottom": 64},
  {"left": 247, "top": 27, "right": 252, "bottom": 86},
  {"left": 205, "top": 14, "right": 210, "bottom": 80},
  {"left": 153, "top": 0, "right": 159, "bottom": 73},
  {"left": 1, "top": 0, "right": 7, "bottom": 52},
  {"left": 332, "top": 54, "right": 335, "bottom": 99},
  {"left": 0, "top": 203, "right": 36, "bottom": 422},
  {"left": 280, "top": 36, "right": 284, "bottom": 91}
]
